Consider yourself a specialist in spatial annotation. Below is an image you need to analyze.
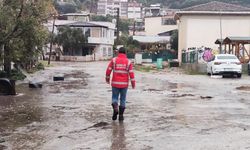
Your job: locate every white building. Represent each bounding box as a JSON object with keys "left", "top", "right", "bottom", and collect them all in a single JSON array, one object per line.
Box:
[
  {"left": 145, "top": 15, "right": 177, "bottom": 36},
  {"left": 144, "top": 3, "right": 161, "bottom": 17},
  {"left": 97, "top": 0, "right": 128, "bottom": 18},
  {"left": 175, "top": 1, "right": 250, "bottom": 63},
  {"left": 127, "top": 1, "right": 142, "bottom": 19},
  {"left": 60, "top": 12, "right": 90, "bottom": 22},
  {"left": 45, "top": 20, "right": 116, "bottom": 61}
]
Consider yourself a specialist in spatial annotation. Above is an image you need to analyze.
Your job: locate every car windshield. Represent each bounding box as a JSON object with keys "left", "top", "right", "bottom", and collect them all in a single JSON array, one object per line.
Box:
[{"left": 217, "top": 56, "right": 237, "bottom": 60}]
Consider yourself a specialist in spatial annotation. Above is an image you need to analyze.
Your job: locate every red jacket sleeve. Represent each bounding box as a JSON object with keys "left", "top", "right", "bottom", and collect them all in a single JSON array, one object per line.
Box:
[
  {"left": 106, "top": 60, "right": 113, "bottom": 82},
  {"left": 128, "top": 62, "right": 135, "bottom": 88}
]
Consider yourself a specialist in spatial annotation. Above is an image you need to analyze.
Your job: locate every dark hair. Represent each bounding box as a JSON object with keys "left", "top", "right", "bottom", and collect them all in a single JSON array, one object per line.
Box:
[{"left": 118, "top": 47, "right": 126, "bottom": 54}]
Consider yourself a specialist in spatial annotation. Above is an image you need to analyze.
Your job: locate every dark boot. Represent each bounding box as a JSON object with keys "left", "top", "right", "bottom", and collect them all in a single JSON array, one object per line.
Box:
[
  {"left": 112, "top": 103, "right": 118, "bottom": 120},
  {"left": 119, "top": 106, "right": 125, "bottom": 121}
]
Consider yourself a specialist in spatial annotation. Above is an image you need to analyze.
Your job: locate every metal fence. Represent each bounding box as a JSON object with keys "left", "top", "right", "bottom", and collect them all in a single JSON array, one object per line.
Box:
[
  {"left": 182, "top": 51, "right": 198, "bottom": 64},
  {"left": 141, "top": 50, "right": 177, "bottom": 61}
]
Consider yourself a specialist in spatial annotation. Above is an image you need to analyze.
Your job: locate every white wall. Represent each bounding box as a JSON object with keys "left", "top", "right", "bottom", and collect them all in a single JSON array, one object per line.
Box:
[
  {"left": 145, "top": 17, "right": 177, "bottom": 36},
  {"left": 94, "top": 45, "right": 113, "bottom": 61},
  {"left": 178, "top": 15, "right": 250, "bottom": 62}
]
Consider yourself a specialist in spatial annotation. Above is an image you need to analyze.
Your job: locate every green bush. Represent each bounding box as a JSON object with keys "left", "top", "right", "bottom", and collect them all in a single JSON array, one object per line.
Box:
[
  {"left": 0, "top": 70, "right": 26, "bottom": 80},
  {"left": 36, "top": 62, "right": 45, "bottom": 70},
  {"left": 10, "top": 70, "right": 26, "bottom": 80},
  {"left": 0, "top": 71, "right": 7, "bottom": 78}
]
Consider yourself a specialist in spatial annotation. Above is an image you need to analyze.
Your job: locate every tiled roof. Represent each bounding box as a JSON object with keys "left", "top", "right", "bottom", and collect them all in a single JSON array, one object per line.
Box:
[
  {"left": 56, "top": 21, "right": 115, "bottom": 29},
  {"left": 182, "top": 1, "right": 250, "bottom": 12}
]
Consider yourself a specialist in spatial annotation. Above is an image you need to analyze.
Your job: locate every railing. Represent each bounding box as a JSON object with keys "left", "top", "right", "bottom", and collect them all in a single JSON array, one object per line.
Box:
[
  {"left": 88, "top": 37, "right": 114, "bottom": 45},
  {"left": 182, "top": 51, "right": 198, "bottom": 64}
]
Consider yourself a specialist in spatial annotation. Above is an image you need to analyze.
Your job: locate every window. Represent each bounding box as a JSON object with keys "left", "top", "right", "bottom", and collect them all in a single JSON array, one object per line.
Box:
[
  {"left": 108, "top": 47, "right": 112, "bottom": 56},
  {"left": 161, "top": 18, "right": 176, "bottom": 25},
  {"left": 102, "top": 28, "right": 107, "bottom": 37},
  {"left": 103, "top": 47, "right": 107, "bottom": 56},
  {"left": 84, "top": 28, "right": 91, "bottom": 37}
]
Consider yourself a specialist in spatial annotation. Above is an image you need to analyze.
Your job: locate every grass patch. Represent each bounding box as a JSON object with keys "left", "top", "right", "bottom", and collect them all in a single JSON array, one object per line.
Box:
[{"left": 39, "top": 60, "right": 53, "bottom": 67}]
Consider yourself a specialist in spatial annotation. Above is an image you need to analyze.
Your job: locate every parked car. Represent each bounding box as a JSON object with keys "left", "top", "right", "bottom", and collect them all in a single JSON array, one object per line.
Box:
[{"left": 207, "top": 54, "right": 242, "bottom": 78}]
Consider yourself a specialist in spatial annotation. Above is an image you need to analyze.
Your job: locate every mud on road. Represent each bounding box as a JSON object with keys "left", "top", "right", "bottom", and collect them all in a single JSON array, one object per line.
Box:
[{"left": 1, "top": 61, "right": 250, "bottom": 150}]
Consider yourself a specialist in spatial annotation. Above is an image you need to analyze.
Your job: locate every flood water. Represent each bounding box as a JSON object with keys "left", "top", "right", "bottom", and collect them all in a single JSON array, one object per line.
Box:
[{"left": 1, "top": 61, "right": 250, "bottom": 150}]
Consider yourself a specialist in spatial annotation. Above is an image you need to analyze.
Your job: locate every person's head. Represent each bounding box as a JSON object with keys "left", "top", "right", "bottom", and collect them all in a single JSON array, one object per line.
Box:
[{"left": 118, "top": 47, "right": 126, "bottom": 54}]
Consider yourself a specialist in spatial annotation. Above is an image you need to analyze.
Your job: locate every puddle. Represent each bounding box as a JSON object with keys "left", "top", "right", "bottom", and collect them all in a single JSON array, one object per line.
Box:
[
  {"left": 141, "top": 77, "right": 186, "bottom": 91},
  {"left": 111, "top": 122, "right": 126, "bottom": 150},
  {"left": 47, "top": 71, "right": 89, "bottom": 93}
]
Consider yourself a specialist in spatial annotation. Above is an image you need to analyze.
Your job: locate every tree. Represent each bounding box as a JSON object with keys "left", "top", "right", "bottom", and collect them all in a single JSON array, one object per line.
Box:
[
  {"left": 0, "top": 0, "right": 55, "bottom": 76},
  {"left": 119, "top": 35, "right": 140, "bottom": 53},
  {"left": 91, "top": 15, "right": 132, "bottom": 35},
  {"left": 55, "top": 26, "right": 87, "bottom": 56}
]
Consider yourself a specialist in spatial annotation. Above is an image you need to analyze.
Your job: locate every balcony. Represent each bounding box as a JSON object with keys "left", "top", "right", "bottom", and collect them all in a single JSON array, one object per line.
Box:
[{"left": 88, "top": 37, "right": 114, "bottom": 45}]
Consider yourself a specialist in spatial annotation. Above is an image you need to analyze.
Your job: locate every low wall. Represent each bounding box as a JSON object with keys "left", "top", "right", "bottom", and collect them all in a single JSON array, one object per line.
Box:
[
  {"left": 60, "top": 56, "right": 93, "bottom": 62},
  {"left": 181, "top": 63, "right": 207, "bottom": 74},
  {"left": 242, "top": 64, "right": 248, "bottom": 73},
  {"left": 182, "top": 63, "right": 249, "bottom": 74}
]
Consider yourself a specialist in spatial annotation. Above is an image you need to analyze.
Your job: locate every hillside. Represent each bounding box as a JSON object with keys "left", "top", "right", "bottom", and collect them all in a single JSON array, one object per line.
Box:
[{"left": 137, "top": 0, "right": 250, "bottom": 9}]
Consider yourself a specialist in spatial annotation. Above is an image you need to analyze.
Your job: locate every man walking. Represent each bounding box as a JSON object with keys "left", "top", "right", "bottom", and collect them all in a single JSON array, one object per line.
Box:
[{"left": 106, "top": 47, "right": 135, "bottom": 121}]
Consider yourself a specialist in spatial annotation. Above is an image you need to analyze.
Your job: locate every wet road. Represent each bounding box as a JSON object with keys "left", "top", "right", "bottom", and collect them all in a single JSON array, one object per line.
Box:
[{"left": 1, "top": 61, "right": 250, "bottom": 150}]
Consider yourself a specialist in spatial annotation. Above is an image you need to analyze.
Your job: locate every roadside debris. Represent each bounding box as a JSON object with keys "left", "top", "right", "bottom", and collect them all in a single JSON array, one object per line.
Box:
[
  {"left": 200, "top": 96, "right": 213, "bottom": 99},
  {"left": 236, "top": 86, "right": 250, "bottom": 91}
]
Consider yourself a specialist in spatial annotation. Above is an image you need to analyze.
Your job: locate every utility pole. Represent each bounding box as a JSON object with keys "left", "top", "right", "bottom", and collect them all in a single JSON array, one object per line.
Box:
[
  {"left": 133, "top": 20, "right": 136, "bottom": 36},
  {"left": 219, "top": 10, "right": 223, "bottom": 54},
  {"left": 116, "top": 7, "right": 120, "bottom": 45},
  {"left": 48, "top": 15, "right": 56, "bottom": 65}
]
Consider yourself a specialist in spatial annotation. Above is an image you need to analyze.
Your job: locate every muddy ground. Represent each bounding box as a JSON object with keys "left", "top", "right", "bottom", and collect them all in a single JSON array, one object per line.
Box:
[{"left": 1, "top": 61, "right": 250, "bottom": 150}]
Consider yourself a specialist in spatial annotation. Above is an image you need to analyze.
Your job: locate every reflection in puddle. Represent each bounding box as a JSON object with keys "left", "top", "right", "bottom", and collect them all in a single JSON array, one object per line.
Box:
[
  {"left": 111, "top": 122, "right": 126, "bottom": 150},
  {"left": 141, "top": 77, "right": 186, "bottom": 92}
]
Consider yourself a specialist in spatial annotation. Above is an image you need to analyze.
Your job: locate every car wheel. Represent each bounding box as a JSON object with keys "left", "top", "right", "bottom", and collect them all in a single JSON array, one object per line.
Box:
[{"left": 237, "top": 73, "right": 242, "bottom": 78}]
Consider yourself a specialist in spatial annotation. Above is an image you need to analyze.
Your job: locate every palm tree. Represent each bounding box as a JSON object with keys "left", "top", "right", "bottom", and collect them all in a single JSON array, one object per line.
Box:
[{"left": 56, "top": 26, "right": 87, "bottom": 56}]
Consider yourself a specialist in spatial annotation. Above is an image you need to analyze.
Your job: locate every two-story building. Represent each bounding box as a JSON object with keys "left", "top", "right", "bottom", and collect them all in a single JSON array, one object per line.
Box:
[{"left": 45, "top": 20, "right": 116, "bottom": 61}]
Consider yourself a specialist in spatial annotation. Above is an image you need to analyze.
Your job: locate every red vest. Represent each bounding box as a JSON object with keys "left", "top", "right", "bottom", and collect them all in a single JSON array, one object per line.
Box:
[{"left": 106, "top": 53, "right": 135, "bottom": 88}]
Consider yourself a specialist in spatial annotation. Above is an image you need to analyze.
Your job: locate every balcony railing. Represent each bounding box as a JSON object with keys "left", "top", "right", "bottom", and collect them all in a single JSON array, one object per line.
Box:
[{"left": 88, "top": 37, "right": 114, "bottom": 45}]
